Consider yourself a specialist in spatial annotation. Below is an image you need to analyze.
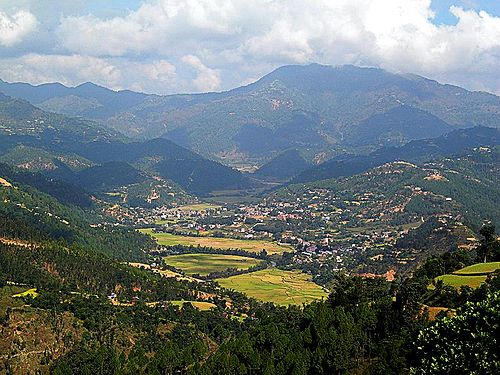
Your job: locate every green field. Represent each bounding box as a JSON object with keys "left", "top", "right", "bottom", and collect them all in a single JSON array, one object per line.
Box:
[
  {"left": 217, "top": 268, "right": 328, "bottom": 306},
  {"left": 433, "top": 262, "right": 500, "bottom": 289},
  {"left": 164, "top": 253, "right": 262, "bottom": 276},
  {"left": 140, "top": 228, "right": 292, "bottom": 254},
  {"left": 453, "top": 262, "right": 500, "bottom": 275},
  {"left": 435, "top": 274, "right": 488, "bottom": 288}
]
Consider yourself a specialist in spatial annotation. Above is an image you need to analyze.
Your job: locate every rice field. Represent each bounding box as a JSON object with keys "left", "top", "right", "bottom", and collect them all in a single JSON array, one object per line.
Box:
[
  {"left": 434, "top": 262, "right": 500, "bottom": 289},
  {"left": 217, "top": 268, "right": 328, "bottom": 306},
  {"left": 452, "top": 262, "right": 500, "bottom": 275},
  {"left": 435, "top": 274, "right": 488, "bottom": 289},
  {"left": 140, "top": 228, "right": 292, "bottom": 254},
  {"left": 163, "top": 253, "right": 262, "bottom": 276}
]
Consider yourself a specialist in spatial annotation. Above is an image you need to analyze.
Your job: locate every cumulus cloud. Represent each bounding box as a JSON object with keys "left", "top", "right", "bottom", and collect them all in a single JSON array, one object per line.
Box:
[
  {"left": 0, "top": 54, "right": 179, "bottom": 93},
  {"left": 181, "top": 55, "right": 221, "bottom": 91},
  {"left": 1, "top": 1, "right": 500, "bottom": 94},
  {"left": 0, "top": 10, "right": 37, "bottom": 46}
]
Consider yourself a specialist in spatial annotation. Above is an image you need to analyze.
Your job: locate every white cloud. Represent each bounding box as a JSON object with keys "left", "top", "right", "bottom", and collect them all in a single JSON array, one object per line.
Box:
[
  {"left": 0, "top": 54, "right": 180, "bottom": 93},
  {"left": 181, "top": 54, "right": 221, "bottom": 91},
  {"left": 1, "top": 1, "right": 500, "bottom": 94},
  {"left": 0, "top": 10, "right": 37, "bottom": 46}
]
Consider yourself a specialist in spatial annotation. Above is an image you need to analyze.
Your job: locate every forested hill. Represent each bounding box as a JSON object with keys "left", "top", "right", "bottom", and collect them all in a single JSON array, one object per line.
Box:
[
  {"left": 272, "top": 147, "right": 500, "bottom": 231},
  {"left": 0, "top": 168, "right": 154, "bottom": 260},
  {"left": 0, "top": 93, "right": 253, "bottom": 196},
  {"left": 293, "top": 126, "right": 499, "bottom": 183},
  {"left": 4, "top": 64, "right": 500, "bottom": 164}
]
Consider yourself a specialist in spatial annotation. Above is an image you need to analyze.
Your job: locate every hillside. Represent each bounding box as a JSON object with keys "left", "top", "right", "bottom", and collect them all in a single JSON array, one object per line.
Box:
[
  {"left": 0, "top": 170, "right": 154, "bottom": 260},
  {"left": 0, "top": 94, "right": 252, "bottom": 197},
  {"left": 254, "top": 149, "right": 311, "bottom": 180},
  {"left": 3, "top": 64, "right": 500, "bottom": 165},
  {"left": 293, "top": 126, "right": 500, "bottom": 183}
]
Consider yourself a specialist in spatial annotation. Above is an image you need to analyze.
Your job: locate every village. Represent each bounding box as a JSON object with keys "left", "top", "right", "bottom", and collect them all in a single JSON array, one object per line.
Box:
[{"left": 118, "top": 163, "right": 471, "bottom": 277}]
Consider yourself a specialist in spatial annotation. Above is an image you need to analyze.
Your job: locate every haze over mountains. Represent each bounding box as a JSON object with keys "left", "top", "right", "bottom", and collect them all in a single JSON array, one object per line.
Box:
[{"left": 2, "top": 64, "right": 500, "bottom": 167}]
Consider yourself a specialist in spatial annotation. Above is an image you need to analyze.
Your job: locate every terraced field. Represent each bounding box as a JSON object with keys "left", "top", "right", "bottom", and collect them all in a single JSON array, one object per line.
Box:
[
  {"left": 217, "top": 268, "right": 328, "bottom": 305},
  {"left": 434, "top": 262, "right": 500, "bottom": 289},
  {"left": 435, "top": 274, "right": 488, "bottom": 288},
  {"left": 453, "top": 262, "right": 500, "bottom": 275},
  {"left": 163, "top": 253, "right": 262, "bottom": 276},
  {"left": 140, "top": 228, "right": 292, "bottom": 254}
]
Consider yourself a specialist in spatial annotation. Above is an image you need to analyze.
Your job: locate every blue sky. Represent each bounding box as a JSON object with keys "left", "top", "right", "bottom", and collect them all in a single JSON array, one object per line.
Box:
[
  {"left": 0, "top": 1, "right": 499, "bottom": 95},
  {"left": 432, "top": 0, "right": 500, "bottom": 24}
]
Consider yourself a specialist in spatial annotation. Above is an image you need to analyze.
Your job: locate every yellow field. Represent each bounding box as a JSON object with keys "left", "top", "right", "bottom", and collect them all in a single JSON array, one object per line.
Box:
[
  {"left": 217, "top": 268, "right": 328, "bottom": 306},
  {"left": 12, "top": 288, "right": 39, "bottom": 298},
  {"left": 176, "top": 203, "right": 221, "bottom": 212},
  {"left": 164, "top": 253, "right": 262, "bottom": 276},
  {"left": 140, "top": 228, "right": 292, "bottom": 254},
  {"left": 167, "top": 300, "right": 216, "bottom": 311}
]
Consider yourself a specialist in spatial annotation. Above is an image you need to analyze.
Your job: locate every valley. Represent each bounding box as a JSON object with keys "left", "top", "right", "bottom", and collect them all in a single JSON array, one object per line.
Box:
[{"left": 0, "top": 62, "right": 499, "bottom": 374}]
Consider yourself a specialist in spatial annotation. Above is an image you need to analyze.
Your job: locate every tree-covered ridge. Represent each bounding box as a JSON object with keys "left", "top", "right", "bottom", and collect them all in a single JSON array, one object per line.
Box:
[
  {"left": 293, "top": 125, "right": 499, "bottom": 183},
  {"left": 0, "top": 92, "right": 123, "bottom": 142},
  {"left": 0, "top": 173, "right": 154, "bottom": 260},
  {"left": 272, "top": 147, "right": 500, "bottom": 230}
]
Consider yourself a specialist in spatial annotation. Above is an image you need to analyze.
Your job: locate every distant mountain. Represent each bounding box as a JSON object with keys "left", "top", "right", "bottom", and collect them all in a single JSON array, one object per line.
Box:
[
  {"left": 0, "top": 79, "right": 149, "bottom": 118},
  {"left": 0, "top": 93, "right": 252, "bottom": 197},
  {"left": 3, "top": 64, "right": 500, "bottom": 164},
  {"left": 293, "top": 126, "right": 500, "bottom": 183},
  {"left": 254, "top": 149, "right": 311, "bottom": 180}
]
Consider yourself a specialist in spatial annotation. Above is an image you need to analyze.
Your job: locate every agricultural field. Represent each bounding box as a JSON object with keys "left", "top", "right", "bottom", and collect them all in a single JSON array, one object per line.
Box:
[
  {"left": 140, "top": 228, "right": 292, "bottom": 254},
  {"left": 434, "top": 262, "right": 500, "bottom": 289},
  {"left": 167, "top": 300, "right": 216, "bottom": 311},
  {"left": 435, "top": 274, "right": 488, "bottom": 288},
  {"left": 217, "top": 268, "right": 328, "bottom": 306},
  {"left": 163, "top": 253, "right": 262, "bottom": 276},
  {"left": 453, "top": 262, "right": 500, "bottom": 275},
  {"left": 12, "top": 288, "right": 38, "bottom": 298},
  {"left": 176, "top": 203, "right": 221, "bottom": 212},
  {"left": 145, "top": 300, "right": 216, "bottom": 310}
]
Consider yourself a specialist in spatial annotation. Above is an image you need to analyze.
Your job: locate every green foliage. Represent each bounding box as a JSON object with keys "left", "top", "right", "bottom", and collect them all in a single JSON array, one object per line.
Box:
[{"left": 411, "top": 291, "right": 500, "bottom": 374}]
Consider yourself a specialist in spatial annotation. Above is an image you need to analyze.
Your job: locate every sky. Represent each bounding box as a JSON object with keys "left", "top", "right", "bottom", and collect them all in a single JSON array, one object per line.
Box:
[{"left": 0, "top": 0, "right": 499, "bottom": 95}]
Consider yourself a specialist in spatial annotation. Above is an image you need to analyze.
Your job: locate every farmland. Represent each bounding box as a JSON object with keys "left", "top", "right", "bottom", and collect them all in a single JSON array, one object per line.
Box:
[
  {"left": 140, "top": 228, "right": 292, "bottom": 254},
  {"left": 217, "top": 268, "right": 328, "bottom": 305},
  {"left": 435, "top": 274, "right": 488, "bottom": 289},
  {"left": 433, "top": 262, "right": 500, "bottom": 289},
  {"left": 163, "top": 253, "right": 262, "bottom": 276},
  {"left": 176, "top": 203, "right": 222, "bottom": 212},
  {"left": 452, "top": 262, "right": 500, "bottom": 275}
]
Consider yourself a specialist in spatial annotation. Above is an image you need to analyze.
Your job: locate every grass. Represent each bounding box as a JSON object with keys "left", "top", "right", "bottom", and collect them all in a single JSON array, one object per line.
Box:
[
  {"left": 453, "top": 262, "right": 500, "bottom": 275},
  {"left": 140, "top": 228, "right": 292, "bottom": 254},
  {"left": 164, "top": 253, "right": 262, "bottom": 276},
  {"left": 435, "top": 274, "right": 488, "bottom": 289},
  {"left": 217, "top": 268, "right": 328, "bottom": 306}
]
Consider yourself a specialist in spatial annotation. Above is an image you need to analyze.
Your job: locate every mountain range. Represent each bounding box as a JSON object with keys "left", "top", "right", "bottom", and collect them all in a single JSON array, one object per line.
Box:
[
  {"left": 2, "top": 64, "right": 500, "bottom": 166},
  {"left": 0, "top": 93, "right": 251, "bottom": 198}
]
